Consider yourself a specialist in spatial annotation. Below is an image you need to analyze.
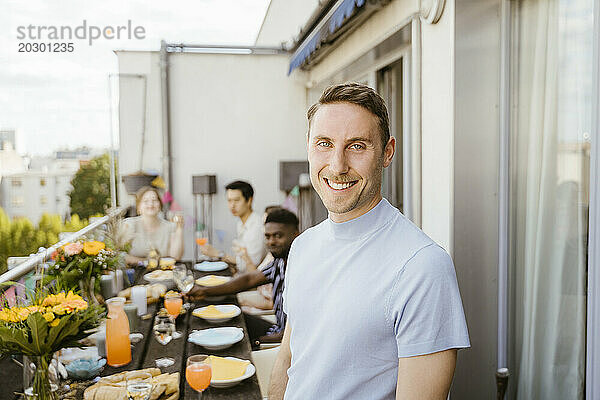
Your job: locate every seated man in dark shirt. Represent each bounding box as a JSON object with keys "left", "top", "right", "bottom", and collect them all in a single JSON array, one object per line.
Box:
[{"left": 188, "top": 208, "right": 299, "bottom": 347}]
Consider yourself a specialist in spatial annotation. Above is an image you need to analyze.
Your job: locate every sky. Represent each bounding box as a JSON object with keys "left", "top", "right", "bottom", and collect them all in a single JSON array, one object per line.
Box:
[{"left": 0, "top": 0, "right": 271, "bottom": 156}]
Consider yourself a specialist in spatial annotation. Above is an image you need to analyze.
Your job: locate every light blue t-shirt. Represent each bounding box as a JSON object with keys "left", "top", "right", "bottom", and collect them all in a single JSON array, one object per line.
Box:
[{"left": 283, "top": 198, "right": 470, "bottom": 400}]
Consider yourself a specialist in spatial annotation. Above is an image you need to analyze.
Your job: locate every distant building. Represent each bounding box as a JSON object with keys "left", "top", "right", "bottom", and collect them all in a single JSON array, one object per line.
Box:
[
  {"left": 0, "top": 143, "right": 105, "bottom": 222},
  {"left": 0, "top": 171, "right": 73, "bottom": 222},
  {"left": 0, "top": 130, "right": 16, "bottom": 151}
]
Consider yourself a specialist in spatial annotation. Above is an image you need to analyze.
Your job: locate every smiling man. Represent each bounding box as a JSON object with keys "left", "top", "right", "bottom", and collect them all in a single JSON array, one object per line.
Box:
[{"left": 269, "top": 83, "right": 470, "bottom": 400}]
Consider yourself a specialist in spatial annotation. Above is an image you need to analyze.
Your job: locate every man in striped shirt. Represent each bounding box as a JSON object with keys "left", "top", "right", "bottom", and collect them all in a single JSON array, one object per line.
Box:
[{"left": 188, "top": 208, "right": 299, "bottom": 347}]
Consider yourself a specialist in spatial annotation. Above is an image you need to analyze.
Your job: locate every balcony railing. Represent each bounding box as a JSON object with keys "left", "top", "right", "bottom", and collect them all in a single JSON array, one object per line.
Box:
[{"left": 0, "top": 207, "right": 126, "bottom": 286}]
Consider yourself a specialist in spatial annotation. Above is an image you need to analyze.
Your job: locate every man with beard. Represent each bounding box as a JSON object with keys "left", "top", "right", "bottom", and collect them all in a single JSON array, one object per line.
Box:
[
  {"left": 269, "top": 83, "right": 470, "bottom": 399},
  {"left": 188, "top": 208, "right": 298, "bottom": 346}
]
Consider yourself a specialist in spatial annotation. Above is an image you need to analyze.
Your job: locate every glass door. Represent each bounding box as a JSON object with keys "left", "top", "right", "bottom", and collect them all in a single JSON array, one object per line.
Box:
[
  {"left": 508, "top": 0, "right": 594, "bottom": 398},
  {"left": 377, "top": 60, "right": 404, "bottom": 211}
]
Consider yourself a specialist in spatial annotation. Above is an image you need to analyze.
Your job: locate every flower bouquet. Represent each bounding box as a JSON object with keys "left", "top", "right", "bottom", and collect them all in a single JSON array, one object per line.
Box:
[
  {"left": 48, "top": 241, "right": 119, "bottom": 301},
  {"left": 0, "top": 290, "right": 103, "bottom": 400}
]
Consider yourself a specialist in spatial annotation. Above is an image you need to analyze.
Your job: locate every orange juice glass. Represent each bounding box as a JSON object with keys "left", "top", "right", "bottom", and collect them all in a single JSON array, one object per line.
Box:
[
  {"left": 165, "top": 293, "right": 183, "bottom": 319},
  {"left": 105, "top": 297, "right": 131, "bottom": 367},
  {"left": 186, "top": 355, "right": 211, "bottom": 397}
]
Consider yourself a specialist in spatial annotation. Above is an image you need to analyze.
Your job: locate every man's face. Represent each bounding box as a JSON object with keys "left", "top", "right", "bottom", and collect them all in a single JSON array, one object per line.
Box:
[
  {"left": 264, "top": 222, "right": 298, "bottom": 258},
  {"left": 307, "top": 102, "right": 395, "bottom": 222},
  {"left": 227, "top": 189, "right": 251, "bottom": 217}
]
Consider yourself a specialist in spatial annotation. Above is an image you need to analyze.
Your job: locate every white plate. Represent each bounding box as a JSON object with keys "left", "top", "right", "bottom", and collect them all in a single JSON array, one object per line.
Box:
[
  {"left": 192, "top": 304, "right": 241, "bottom": 324},
  {"left": 210, "top": 357, "right": 256, "bottom": 388},
  {"left": 194, "top": 261, "right": 228, "bottom": 272},
  {"left": 143, "top": 271, "right": 175, "bottom": 289},
  {"left": 195, "top": 275, "right": 231, "bottom": 287},
  {"left": 188, "top": 327, "right": 244, "bottom": 350}
]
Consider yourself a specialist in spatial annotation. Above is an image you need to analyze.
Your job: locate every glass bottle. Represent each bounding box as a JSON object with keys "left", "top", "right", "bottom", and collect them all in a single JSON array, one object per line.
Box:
[{"left": 105, "top": 297, "right": 131, "bottom": 367}]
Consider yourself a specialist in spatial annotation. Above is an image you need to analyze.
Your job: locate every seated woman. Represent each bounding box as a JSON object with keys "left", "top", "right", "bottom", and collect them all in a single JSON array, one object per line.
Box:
[{"left": 124, "top": 186, "right": 184, "bottom": 265}]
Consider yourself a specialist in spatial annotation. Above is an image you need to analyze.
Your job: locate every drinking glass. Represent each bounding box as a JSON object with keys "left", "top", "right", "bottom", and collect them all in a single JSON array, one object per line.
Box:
[
  {"left": 186, "top": 355, "right": 212, "bottom": 399},
  {"left": 164, "top": 292, "right": 183, "bottom": 339},
  {"left": 126, "top": 371, "right": 153, "bottom": 400},
  {"left": 153, "top": 314, "right": 175, "bottom": 367},
  {"left": 174, "top": 264, "right": 195, "bottom": 294}
]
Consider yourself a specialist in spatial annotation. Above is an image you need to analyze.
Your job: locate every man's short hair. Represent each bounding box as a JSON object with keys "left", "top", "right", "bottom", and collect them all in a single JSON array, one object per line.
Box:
[
  {"left": 307, "top": 82, "right": 390, "bottom": 149},
  {"left": 265, "top": 208, "right": 299, "bottom": 231},
  {"left": 264, "top": 205, "right": 281, "bottom": 214},
  {"left": 225, "top": 180, "right": 254, "bottom": 201}
]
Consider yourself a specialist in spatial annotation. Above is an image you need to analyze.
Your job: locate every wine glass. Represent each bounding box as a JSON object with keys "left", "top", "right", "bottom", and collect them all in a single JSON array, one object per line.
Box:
[
  {"left": 126, "top": 371, "right": 153, "bottom": 400},
  {"left": 174, "top": 264, "right": 195, "bottom": 312},
  {"left": 174, "top": 264, "right": 195, "bottom": 294},
  {"left": 186, "top": 355, "right": 212, "bottom": 399},
  {"left": 153, "top": 314, "right": 175, "bottom": 367}
]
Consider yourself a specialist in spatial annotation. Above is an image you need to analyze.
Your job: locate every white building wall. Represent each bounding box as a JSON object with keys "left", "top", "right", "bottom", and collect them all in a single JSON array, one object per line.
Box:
[
  {"left": 420, "top": 1, "right": 454, "bottom": 252},
  {"left": 116, "top": 51, "right": 165, "bottom": 207},
  {"left": 254, "top": 0, "right": 320, "bottom": 47},
  {"left": 116, "top": 51, "right": 308, "bottom": 260}
]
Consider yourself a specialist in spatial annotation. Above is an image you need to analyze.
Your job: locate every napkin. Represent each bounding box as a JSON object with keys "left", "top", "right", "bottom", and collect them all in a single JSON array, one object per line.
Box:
[
  {"left": 193, "top": 305, "right": 237, "bottom": 318},
  {"left": 197, "top": 275, "right": 229, "bottom": 287},
  {"left": 208, "top": 356, "right": 250, "bottom": 380}
]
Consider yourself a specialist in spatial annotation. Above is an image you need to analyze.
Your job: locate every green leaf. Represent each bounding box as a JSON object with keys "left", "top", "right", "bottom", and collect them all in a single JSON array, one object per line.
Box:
[
  {"left": 26, "top": 312, "right": 49, "bottom": 355},
  {"left": 0, "top": 326, "right": 34, "bottom": 355}
]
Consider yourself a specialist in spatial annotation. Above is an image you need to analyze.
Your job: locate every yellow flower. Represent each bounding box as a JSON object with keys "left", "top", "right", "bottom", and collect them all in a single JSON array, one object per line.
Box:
[
  {"left": 42, "top": 311, "right": 55, "bottom": 323},
  {"left": 0, "top": 306, "right": 40, "bottom": 323},
  {"left": 50, "top": 318, "right": 60, "bottom": 327},
  {"left": 83, "top": 241, "right": 105, "bottom": 256},
  {"left": 42, "top": 292, "right": 67, "bottom": 307}
]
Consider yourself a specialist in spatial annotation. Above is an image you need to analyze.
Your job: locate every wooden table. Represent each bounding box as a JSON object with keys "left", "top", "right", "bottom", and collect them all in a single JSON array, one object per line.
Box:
[{"left": 6, "top": 264, "right": 263, "bottom": 399}]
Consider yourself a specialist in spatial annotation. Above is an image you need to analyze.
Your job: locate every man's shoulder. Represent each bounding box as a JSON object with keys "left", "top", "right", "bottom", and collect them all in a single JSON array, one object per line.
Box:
[
  {"left": 294, "top": 218, "right": 328, "bottom": 242},
  {"left": 385, "top": 210, "right": 435, "bottom": 250}
]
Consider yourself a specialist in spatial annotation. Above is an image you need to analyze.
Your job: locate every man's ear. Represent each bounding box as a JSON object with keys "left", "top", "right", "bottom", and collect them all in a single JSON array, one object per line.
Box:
[{"left": 383, "top": 136, "right": 396, "bottom": 168}]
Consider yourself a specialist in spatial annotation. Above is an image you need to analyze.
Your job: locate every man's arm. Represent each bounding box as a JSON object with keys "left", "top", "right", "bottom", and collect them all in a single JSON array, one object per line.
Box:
[
  {"left": 187, "top": 270, "right": 268, "bottom": 300},
  {"left": 257, "top": 330, "right": 284, "bottom": 344},
  {"left": 396, "top": 349, "right": 457, "bottom": 400},
  {"left": 268, "top": 323, "right": 292, "bottom": 400}
]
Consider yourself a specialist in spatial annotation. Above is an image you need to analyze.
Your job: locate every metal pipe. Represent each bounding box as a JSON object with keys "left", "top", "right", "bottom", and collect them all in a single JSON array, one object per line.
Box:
[
  {"left": 586, "top": 0, "right": 600, "bottom": 397},
  {"left": 107, "top": 74, "right": 117, "bottom": 209},
  {"left": 0, "top": 208, "right": 125, "bottom": 285},
  {"left": 160, "top": 41, "right": 173, "bottom": 194},
  {"left": 402, "top": 51, "right": 413, "bottom": 221},
  {"left": 497, "top": 0, "right": 512, "bottom": 395},
  {"left": 410, "top": 17, "right": 422, "bottom": 227},
  {"left": 165, "top": 44, "right": 287, "bottom": 55}
]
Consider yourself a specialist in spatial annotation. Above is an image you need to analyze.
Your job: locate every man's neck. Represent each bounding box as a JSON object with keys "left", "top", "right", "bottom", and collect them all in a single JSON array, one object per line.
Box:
[
  {"left": 329, "top": 194, "right": 383, "bottom": 223},
  {"left": 239, "top": 209, "right": 252, "bottom": 224}
]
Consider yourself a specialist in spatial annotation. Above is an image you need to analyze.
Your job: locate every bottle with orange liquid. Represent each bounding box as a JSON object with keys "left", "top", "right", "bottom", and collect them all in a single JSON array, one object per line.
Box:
[
  {"left": 105, "top": 297, "right": 131, "bottom": 367},
  {"left": 186, "top": 355, "right": 212, "bottom": 399}
]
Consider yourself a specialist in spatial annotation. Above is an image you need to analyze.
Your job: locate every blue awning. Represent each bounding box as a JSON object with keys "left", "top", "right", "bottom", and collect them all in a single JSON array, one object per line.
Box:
[{"left": 288, "top": 0, "right": 367, "bottom": 75}]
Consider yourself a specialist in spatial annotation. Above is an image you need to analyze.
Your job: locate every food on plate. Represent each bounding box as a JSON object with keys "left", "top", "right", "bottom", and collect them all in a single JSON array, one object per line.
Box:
[
  {"left": 159, "top": 257, "right": 176, "bottom": 269},
  {"left": 207, "top": 355, "right": 250, "bottom": 380},
  {"left": 146, "top": 270, "right": 173, "bottom": 280},
  {"left": 195, "top": 275, "right": 230, "bottom": 287},
  {"left": 193, "top": 305, "right": 237, "bottom": 319},
  {"left": 83, "top": 368, "right": 179, "bottom": 400}
]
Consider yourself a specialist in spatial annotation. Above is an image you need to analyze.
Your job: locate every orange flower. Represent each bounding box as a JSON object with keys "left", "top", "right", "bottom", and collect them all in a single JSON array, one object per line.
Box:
[{"left": 83, "top": 241, "right": 105, "bottom": 256}]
